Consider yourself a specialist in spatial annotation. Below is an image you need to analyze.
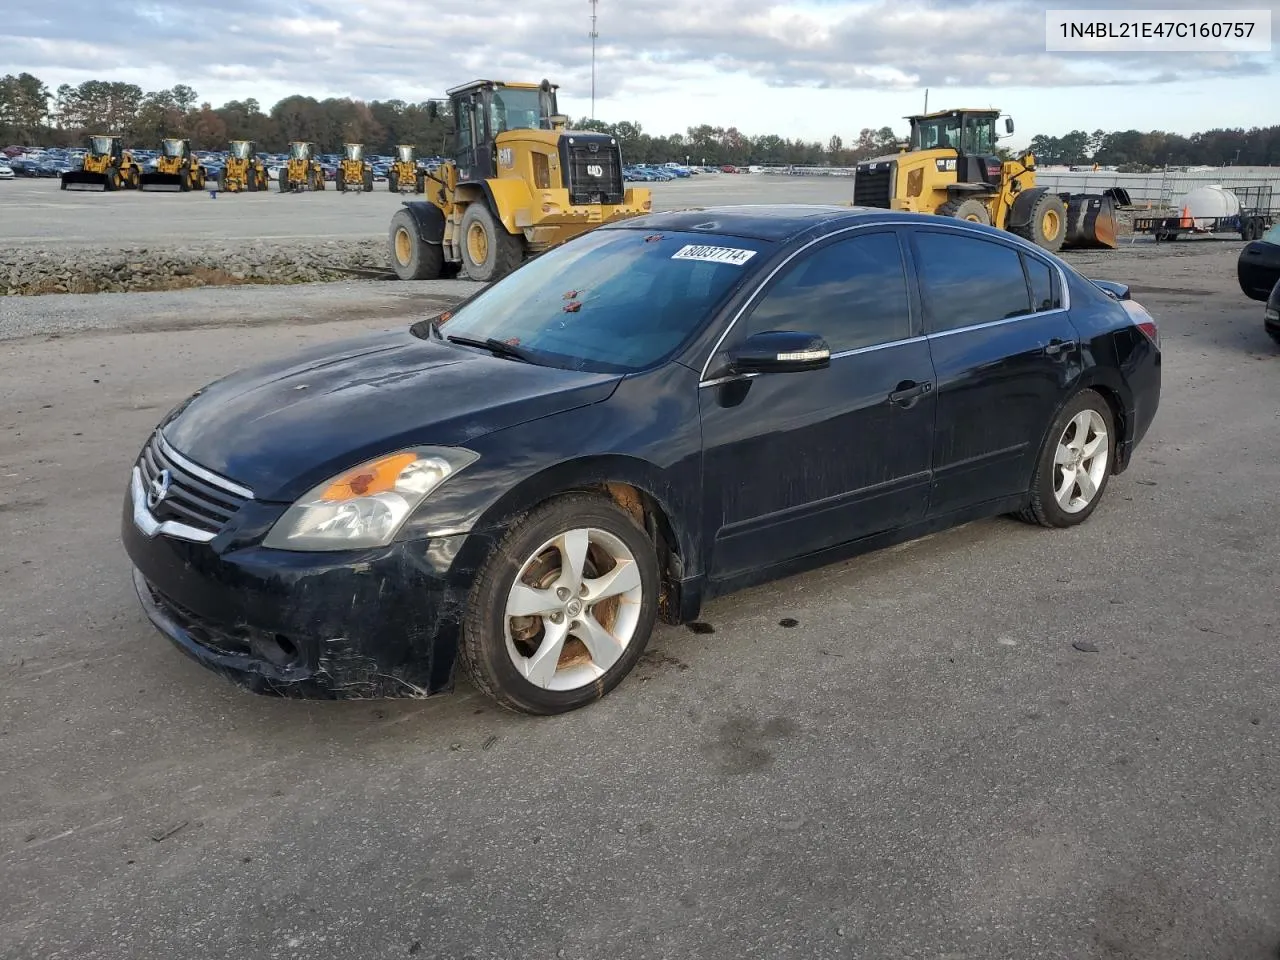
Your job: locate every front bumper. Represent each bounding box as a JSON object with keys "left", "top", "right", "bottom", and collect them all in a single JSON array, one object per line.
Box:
[{"left": 122, "top": 485, "right": 490, "bottom": 700}]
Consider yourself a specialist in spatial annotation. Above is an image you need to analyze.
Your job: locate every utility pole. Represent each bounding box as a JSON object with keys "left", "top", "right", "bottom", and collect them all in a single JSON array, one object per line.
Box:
[
  {"left": 924, "top": 88, "right": 929, "bottom": 113},
  {"left": 589, "top": 0, "right": 599, "bottom": 120}
]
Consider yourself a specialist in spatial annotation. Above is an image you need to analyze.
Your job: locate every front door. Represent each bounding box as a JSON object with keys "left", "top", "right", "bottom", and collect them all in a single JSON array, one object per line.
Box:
[
  {"left": 699, "top": 228, "right": 938, "bottom": 582},
  {"left": 906, "top": 226, "right": 1083, "bottom": 515}
]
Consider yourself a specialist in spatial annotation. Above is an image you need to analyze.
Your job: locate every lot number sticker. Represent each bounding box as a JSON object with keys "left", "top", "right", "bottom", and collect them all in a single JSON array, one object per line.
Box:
[{"left": 671, "top": 244, "right": 758, "bottom": 266}]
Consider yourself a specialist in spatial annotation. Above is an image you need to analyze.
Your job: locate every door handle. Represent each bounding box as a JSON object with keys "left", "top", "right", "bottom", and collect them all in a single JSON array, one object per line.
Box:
[
  {"left": 1043, "top": 337, "right": 1073, "bottom": 356},
  {"left": 888, "top": 380, "right": 933, "bottom": 406}
]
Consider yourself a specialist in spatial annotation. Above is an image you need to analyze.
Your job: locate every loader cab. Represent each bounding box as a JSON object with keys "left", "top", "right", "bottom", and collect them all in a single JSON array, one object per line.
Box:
[
  {"left": 229, "top": 140, "right": 254, "bottom": 160},
  {"left": 161, "top": 138, "right": 190, "bottom": 159},
  {"left": 289, "top": 142, "right": 314, "bottom": 161},
  {"left": 88, "top": 135, "right": 122, "bottom": 161},
  {"left": 344, "top": 143, "right": 364, "bottom": 162},
  {"left": 395, "top": 144, "right": 415, "bottom": 163},
  {"left": 444, "top": 78, "right": 558, "bottom": 181},
  {"left": 907, "top": 109, "right": 1011, "bottom": 186}
]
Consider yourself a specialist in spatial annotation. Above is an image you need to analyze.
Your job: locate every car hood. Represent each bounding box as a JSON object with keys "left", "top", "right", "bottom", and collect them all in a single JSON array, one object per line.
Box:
[{"left": 161, "top": 328, "right": 622, "bottom": 502}]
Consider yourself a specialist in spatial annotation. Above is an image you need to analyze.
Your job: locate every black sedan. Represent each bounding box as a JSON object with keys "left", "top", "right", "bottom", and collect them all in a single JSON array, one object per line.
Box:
[
  {"left": 122, "top": 205, "right": 1162, "bottom": 715},
  {"left": 1238, "top": 222, "right": 1280, "bottom": 301}
]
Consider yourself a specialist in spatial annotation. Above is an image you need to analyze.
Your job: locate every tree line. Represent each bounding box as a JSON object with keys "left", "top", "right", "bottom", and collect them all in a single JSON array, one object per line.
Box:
[{"left": 3, "top": 72, "right": 1278, "bottom": 169}]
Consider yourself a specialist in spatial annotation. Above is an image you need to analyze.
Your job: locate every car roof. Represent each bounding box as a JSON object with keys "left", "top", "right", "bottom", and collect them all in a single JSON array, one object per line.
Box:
[{"left": 605, "top": 204, "right": 890, "bottom": 242}]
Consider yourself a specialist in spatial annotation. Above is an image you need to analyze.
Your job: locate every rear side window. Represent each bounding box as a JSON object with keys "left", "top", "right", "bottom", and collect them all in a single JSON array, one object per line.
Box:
[
  {"left": 1022, "top": 253, "right": 1060, "bottom": 312},
  {"left": 744, "top": 232, "right": 912, "bottom": 352},
  {"left": 914, "top": 231, "right": 1032, "bottom": 333}
]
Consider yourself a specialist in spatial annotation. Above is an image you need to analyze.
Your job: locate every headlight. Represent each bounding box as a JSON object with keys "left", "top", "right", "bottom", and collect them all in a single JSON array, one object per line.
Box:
[{"left": 262, "top": 446, "right": 479, "bottom": 551}]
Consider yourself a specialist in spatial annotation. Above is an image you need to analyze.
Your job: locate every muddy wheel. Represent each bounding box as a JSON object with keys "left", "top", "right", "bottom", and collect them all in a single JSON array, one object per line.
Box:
[
  {"left": 363, "top": 169, "right": 374, "bottom": 192},
  {"left": 458, "top": 493, "right": 660, "bottom": 715},
  {"left": 278, "top": 169, "right": 289, "bottom": 192},
  {"left": 388, "top": 208, "right": 444, "bottom": 281},
  {"left": 336, "top": 174, "right": 347, "bottom": 192},
  {"left": 459, "top": 202, "right": 524, "bottom": 282},
  {"left": 103, "top": 166, "right": 119, "bottom": 192},
  {"left": 415, "top": 171, "right": 426, "bottom": 194},
  {"left": 1013, "top": 192, "right": 1068, "bottom": 253},
  {"left": 1018, "top": 389, "right": 1115, "bottom": 528},
  {"left": 388, "top": 170, "right": 399, "bottom": 192},
  {"left": 937, "top": 197, "right": 992, "bottom": 226}
]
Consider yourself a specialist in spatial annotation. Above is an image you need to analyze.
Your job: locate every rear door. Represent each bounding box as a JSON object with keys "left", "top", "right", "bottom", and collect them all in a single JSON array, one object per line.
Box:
[
  {"left": 699, "top": 228, "right": 937, "bottom": 581},
  {"left": 907, "top": 226, "right": 1082, "bottom": 515}
]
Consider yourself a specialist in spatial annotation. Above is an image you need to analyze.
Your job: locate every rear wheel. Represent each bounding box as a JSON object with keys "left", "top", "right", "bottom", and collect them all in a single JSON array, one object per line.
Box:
[
  {"left": 388, "top": 170, "right": 399, "bottom": 192},
  {"left": 278, "top": 168, "right": 289, "bottom": 192},
  {"left": 1012, "top": 192, "right": 1068, "bottom": 252},
  {"left": 458, "top": 494, "right": 660, "bottom": 715},
  {"left": 387, "top": 208, "right": 444, "bottom": 280},
  {"left": 937, "top": 197, "right": 992, "bottom": 225},
  {"left": 363, "top": 169, "right": 374, "bottom": 192},
  {"left": 1019, "top": 389, "right": 1115, "bottom": 528},
  {"left": 459, "top": 202, "right": 524, "bottom": 282}
]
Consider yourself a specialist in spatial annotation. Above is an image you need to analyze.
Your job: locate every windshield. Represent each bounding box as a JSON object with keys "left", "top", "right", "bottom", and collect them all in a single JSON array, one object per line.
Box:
[
  {"left": 489, "top": 87, "right": 548, "bottom": 134},
  {"left": 162, "top": 139, "right": 185, "bottom": 157},
  {"left": 230, "top": 141, "right": 252, "bottom": 159},
  {"left": 429, "top": 229, "right": 771, "bottom": 373},
  {"left": 397, "top": 145, "right": 414, "bottom": 162},
  {"left": 344, "top": 143, "right": 363, "bottom": 161},
  {"left": 290, "top": 142, "right": 311, "bottom": 160},
  {"left": 90, "top": 136, "right": 115, "bottom": 155}
]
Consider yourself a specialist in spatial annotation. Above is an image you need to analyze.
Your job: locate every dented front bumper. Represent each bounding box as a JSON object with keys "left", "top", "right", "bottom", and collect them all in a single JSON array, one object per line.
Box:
[{"left": 122, "top": 495, "right": 489, "bottom": 699}]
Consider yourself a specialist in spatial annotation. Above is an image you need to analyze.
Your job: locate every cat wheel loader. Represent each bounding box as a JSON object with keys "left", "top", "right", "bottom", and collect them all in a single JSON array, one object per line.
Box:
[
  {"left": 387, "top": 78, "right": 651, "bottom": 283},
  {"left": 139, "top": 138, "right": 207, "bottom": 191},
  {"left": 387, "top": 145, "right": 425, "bottom": 193},
  {"left": 279, "top": 141, "right": 326, "bottom": 191},
  {"left": 220, "top": 140, "right": 269, "bottom": 192},
  {"left": 336, "top": 143, "right": 374, "bottom": 192},
  {"left": 60, "top": 135, "right": 141, "bottom": 191},
  {"left": 851, "top": 108, "right": 1130, "bottom": 252}
]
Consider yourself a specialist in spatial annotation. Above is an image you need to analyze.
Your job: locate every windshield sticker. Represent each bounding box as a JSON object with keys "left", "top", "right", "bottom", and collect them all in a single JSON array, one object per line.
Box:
[{"left": 671, "top": 244, "right": 757, "bottom": 266}]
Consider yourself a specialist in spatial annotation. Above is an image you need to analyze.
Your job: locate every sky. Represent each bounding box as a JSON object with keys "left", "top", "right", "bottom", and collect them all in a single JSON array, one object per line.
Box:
[{"left": 3, "top": 0, "right": 1278, "bottom": 146}]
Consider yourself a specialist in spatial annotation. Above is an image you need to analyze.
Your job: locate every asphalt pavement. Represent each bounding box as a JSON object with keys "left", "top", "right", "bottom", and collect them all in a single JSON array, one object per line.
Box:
[{"left": 1, "top": 239, "right": 1278, "bottom": 960}]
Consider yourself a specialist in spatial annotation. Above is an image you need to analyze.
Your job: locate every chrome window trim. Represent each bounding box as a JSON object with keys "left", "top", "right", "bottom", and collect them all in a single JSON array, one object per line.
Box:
[
  {"left": 129, "top": 467, "right": 218, "bottom": 544},
  {"left": 156, "top": 430, "right": 255, "bottom": 500},
  {"left": 696, "top": 218, "right": 1073, "bottom": 384}
]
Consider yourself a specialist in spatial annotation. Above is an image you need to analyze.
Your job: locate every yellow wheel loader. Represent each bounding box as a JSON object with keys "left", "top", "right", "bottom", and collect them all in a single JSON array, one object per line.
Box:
[
  {"left": 60, "top": 135, "right": 141, "bottom": 191},
  {"left": 387, "top": 78, "right": 652, "bottom": 282},
  {"left": 387, "top": 144, "right": 424, "bottom": 194},
  {"left": 336, "top": 143, "right": 374, "bottom": 192},
  {"left": 851, "top": 109, "right": 1129, "bottom": 251},
  {"left": 279, "top": 141, "right": 326, "bottom": 192},
  {"left": 139, "top": 138, "right": 208, "bottom": 191},
  {"left": 220, "top": 140, "right": 269, "bottom": 192}
]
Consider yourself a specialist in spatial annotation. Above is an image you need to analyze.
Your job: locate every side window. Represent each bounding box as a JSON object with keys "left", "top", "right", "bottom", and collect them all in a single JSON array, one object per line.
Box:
[
  {"left": 1022, "top": 253, "right": 1060, "bottom": 313},
  {"left": 457, "top": 101, "right": 474, "bottom": 153},
  {"left": 913, "top": 231, "right": 1032, "bottom": 333},
  {"left": 743, "top": 232, "right": 912, "bottom": 352}
]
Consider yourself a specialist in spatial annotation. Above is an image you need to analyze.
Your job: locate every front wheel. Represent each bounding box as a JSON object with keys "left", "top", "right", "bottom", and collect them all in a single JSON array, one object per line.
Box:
[
  {"left": 1012, "top": 192, "right": 1068, "bottom": 253},
  {"left": 459, "top": 202, "right": 524, "bottom": 281},
  {"left": 1019, "top": 389, "right": 1115, "bottom": 528},
  {"left": 459, "top": 494, "right": 661, "bottom": 715}
]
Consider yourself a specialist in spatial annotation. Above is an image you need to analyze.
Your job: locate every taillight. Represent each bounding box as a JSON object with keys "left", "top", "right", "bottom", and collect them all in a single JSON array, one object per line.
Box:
[{"left": 1121, "top": 300, "right": 1159, "bottom": 349}]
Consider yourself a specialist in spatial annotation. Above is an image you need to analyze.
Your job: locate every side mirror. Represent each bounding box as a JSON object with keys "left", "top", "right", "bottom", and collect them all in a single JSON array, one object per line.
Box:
[
  {"left": 729, "top": 330, "right": 830, "bottom": 374},
  {"left": 1004, "top": 117, "right": 1015, "bottom": 134}
]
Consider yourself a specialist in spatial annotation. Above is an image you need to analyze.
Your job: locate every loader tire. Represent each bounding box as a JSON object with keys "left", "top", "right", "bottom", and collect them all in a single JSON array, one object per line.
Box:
[
  {"left": 363, "top": 170, "right": 374, "bottom": 192},
  {"left": 337, "top": 175, "right": 347, "bottom": 192},
  {"left": 388, "top": 170, "right": 399, "bottom": 192},
  {"left": 1012, "top": 192, "right": 1068, "bottom": 253},
  {"left": 388, "top": 209, "right": 445, "bottom": 281},
  {"left": 415, "top": 172, "right": 426, "bottom": 194},
  {"left": 459, "top": 202, "right": 524, "bottom": 282},
  {"left": 937, "top": 197, "right": 992, "bottom": 225},
  {"left": 104, "top": 166, "right": 119, "bottom": 192},
  {"left": 278, "top": 171, "right": 289, "bottom": 192}
]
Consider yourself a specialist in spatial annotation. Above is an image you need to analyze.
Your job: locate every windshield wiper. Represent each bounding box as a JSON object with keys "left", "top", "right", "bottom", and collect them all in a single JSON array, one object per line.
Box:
[{"left": 445, "top": 334, "right": 537, "bottom": 364}]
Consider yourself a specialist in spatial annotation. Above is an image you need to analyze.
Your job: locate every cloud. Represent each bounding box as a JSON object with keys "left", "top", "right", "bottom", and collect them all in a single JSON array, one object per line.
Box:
[{"left": 2, "top": 0, "right": 1276, "bottom": 113}]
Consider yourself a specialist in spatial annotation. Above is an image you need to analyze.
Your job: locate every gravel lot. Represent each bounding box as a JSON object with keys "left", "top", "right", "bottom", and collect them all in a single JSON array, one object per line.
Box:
[{"left": 1, "top": 212, "right": 1278, "bottom": 958}]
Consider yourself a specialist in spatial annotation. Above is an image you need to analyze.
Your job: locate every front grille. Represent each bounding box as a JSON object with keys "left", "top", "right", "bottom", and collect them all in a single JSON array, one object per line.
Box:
[
  {"left": 137, "top": 432, "right": 249, "bottom": 537},
  {"left": 853, "top": 163, "right": 894, "bottom": 208},
  {"left": 564, "top": 139, "right": 625, "bottom": 205}
]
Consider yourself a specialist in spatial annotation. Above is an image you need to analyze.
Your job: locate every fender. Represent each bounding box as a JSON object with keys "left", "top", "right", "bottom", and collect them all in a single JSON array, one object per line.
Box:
[
  {"left": 459, "top": 177, "right": 536, "bottom": 235},
  {"left": 399, "top": 200, "right": 445, "bottom": 244},
  {"left": 1007, "top": 186, "right": 1051, "bottom": 231}
]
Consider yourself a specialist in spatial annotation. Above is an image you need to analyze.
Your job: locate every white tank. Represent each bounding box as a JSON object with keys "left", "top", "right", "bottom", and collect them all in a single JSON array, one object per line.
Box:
[{"left": 1176, "top": 185, "right": 1240, "bottom": 228}]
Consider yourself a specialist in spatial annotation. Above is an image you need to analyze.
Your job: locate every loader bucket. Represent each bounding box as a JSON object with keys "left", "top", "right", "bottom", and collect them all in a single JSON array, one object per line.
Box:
[
  {"left": 138, "top": 171, "right": 184, "bottom": 190},
  {"left": 60, "top": 170, "right": 111, "bottom": 190},
  {"left": 1060, "top": 192, "right": 1121, "bottom": 250}
]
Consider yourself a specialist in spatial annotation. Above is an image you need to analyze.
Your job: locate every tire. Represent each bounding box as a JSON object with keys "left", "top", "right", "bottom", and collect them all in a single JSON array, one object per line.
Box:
[
  {"left": 458, "top": 493, "right": 661, "bottom": 715},
  {"left": 278, "top": 169, "right": 289, "bottom": 192},
  {"left": 387, "top": 208, "right": 444, "bottom": 280},
  {"left": 415, "top": 172, "right": 426, "bottom": 194},
  {"left": 937, "top": 197, "right": 992, "bottom": 225},
  {"left": 336, "top": 174, "right": 346, "bottom": 192},
  {"left": 363, "top": 170, "right": 374, "bottom": 192},
  {"left": 1012, "top": 191, "right": 1068, "bottom": 253},
  {"left": 388, "top": 170, "right": 399, "bottom": 192},
  {"left": 103, "top": 166, "right": 119, "bottom": 192},
  {"left": 1019, "top": 389, "right": 1116, "bottom": 528},
  {"left": 459, "top": 202, "right": 524, "bottom": 282}
]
